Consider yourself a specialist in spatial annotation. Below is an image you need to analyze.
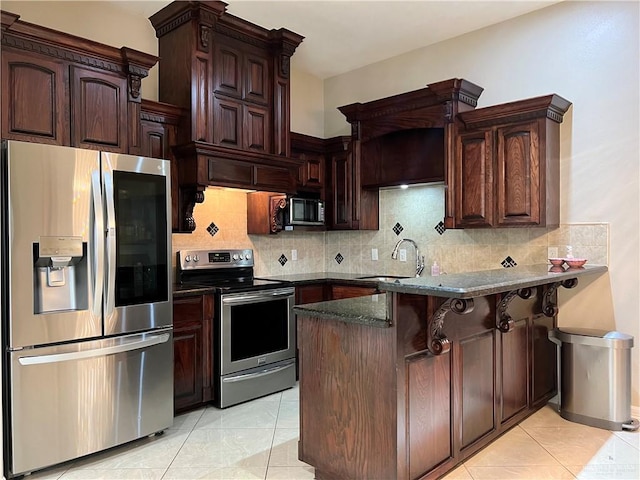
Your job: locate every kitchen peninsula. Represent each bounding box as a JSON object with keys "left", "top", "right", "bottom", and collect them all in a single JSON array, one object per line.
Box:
[{"left": 293, "top": 264, "right": 607, "bottom": 480}]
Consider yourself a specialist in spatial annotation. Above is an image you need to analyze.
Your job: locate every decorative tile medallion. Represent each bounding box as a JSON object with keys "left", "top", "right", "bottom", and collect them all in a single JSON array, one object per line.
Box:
[
  {"left": 335, "top": 253, "right": 344, "bottom": 264},
  {"left": 435, "top": 221, "right": 446, "bottom": 235},
  {"left": 392, "top": 222, "right": 404, "bottom": 236},
  {"left": 278, "top": 254, "right": 288, "bottom": 266},
  {"left": 206, "top": 222, "right": 219, "bottom": 236},
  {"left": 501, "top": 256, "right": 518, "bottom": 268}
]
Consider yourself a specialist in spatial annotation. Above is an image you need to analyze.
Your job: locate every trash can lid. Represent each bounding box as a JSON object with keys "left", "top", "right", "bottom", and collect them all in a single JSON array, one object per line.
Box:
[{"left": 549, "top": 328, "right": 634, "bottom": 348}]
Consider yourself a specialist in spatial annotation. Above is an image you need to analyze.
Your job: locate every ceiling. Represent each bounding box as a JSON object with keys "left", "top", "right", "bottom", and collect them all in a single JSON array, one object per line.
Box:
[{"left": 112, "top": 0, "right": 562, "bottom": 79}]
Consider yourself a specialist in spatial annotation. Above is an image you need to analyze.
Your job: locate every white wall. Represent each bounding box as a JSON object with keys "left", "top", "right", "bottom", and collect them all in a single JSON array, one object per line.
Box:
[{"left": 323, "top": 0, "right": 640, "bottom": 404}]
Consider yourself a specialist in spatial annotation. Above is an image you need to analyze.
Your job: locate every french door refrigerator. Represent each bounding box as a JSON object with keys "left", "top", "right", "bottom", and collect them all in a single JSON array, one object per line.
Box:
[{"left": 1, "top": 140, "right": 173, "bottom": 478}]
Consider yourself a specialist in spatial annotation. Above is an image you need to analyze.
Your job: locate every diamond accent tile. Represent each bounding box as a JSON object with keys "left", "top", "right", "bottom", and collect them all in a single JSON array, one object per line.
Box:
[
  {"left": 278, "top": 254, "right": 288, "bottom": 266},
  {"left": 392, "top": 222, "right": 404, "bottom": 236},
  {"left": 501, "top": 256, "right": 518, "bottom": 268},
  {"left": 335, "top": 253, "right": 344, "bottom": 264},
  {"left": 206, "top": 222, "right": 219, "bottom": 236},
  {"left": 435, "top": 221, "right": 446, "bottom": 235}
]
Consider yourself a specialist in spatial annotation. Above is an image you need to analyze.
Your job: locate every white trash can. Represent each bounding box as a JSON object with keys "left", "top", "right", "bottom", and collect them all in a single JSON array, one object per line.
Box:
[{"left": 549, "top": 327, "right": 638, "bottom": 431}]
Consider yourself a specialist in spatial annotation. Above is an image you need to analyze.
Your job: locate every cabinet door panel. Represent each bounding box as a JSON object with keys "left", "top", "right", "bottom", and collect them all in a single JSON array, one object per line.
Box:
[
  {"left": 1, "top": 52, "right": 66, "bottom": 145},
  {"left": 213, "top": 97, "right": 242, "bottom": 148},
  {"left": 496, "top": 122, "right": 540, "bottom": 226},
  {"left": 140, "top": 120, "right": 167, "bottom": 159},
  {"left": 330, "top": 285, "right": 377, "bottom": 300},
  {"left": 330, "top": 151, "right": 352, "bottom": 229},
  {"left": 460, "top": 330, "right": 496, "bottom": 449},
  {"left": 296, "top": 285, "right": 327, "bottom": 304},
  {"left": 244, "top": 104, "right": 270, "bottom": 152},
  {"left": 456, "top": 130, "right": 494, "bottom": 227},
  {"left": 253, "top": 164, "right": 292, "bottom": 192},
  {"left": 173, "top": 296, "right": 205, "bottom": 412},
  {"left": 244, "top": 53, "right": 269, "bottom": 105},
  {"left": 208, "top": 157, "right": 252, "bottom": 187},
  {"left": 407, "top": 353, "right": 452, "bottom": 478},
  {"left": 531, "top": 314, "right": 557, "bottom": 405},
  {"left": 71, "top": 66, "right": 127, "bottom": 152},
  {"left": 213, "top": 44, "right": 242, "bottom": 98},
  {"left": 500, "top": 319, "right": 529, "bottom": 423}
]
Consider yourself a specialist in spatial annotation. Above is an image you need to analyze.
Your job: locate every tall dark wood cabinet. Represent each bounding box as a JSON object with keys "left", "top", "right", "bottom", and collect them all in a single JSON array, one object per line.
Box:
[
  {"left": 453, "top": 95, "right": 571, "bottom": 228},
  {"left": 1, "top": 11, "right": 158, "bottom": 153},
  {"left": 173, "top": 294, "right": 214, "bottom": 413},
  {"left": 149, "top": 1, "right": 304, "bottom": 232}
]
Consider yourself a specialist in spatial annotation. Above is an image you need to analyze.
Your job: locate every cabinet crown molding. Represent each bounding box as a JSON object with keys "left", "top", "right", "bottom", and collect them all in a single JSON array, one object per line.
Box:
[
  {"left": 458, "top": 94, "right": 572, "bottom": 130},
  {"left": 1, "top": 10, "right": 157, "bottom": 76}
]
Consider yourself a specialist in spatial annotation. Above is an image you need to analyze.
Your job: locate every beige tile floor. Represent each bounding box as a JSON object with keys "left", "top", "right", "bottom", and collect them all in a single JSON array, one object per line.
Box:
[{"left": 22, "top": 385, "right": 639, "bottom": 480}]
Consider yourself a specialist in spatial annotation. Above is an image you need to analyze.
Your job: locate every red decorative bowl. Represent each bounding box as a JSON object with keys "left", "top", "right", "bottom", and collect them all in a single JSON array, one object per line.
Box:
[
  {"left": 549, "top": 258, "right": 565, "bottom": 266},
  {"left": 565, "top": 258, "right": 587, "bottom": 268}
]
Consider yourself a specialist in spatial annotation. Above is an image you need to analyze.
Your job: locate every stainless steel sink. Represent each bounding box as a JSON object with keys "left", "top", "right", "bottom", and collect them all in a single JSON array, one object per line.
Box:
[{"left": 356, "top": 275, "right": 410, "bottom": 282}]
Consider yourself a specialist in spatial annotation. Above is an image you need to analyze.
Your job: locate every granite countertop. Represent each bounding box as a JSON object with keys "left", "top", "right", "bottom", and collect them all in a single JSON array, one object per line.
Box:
[
  {"left": 379, "top": 264, "right": 608, "bottom": 298},
  {"left": 293, "top": 294, "right": 390, "bottom": 328},
  {"left": 292, "top": 264, "right": 608, "bottom": 327},
  {"left": 254, "top": 272, "right": 394, "bottom": 286}
]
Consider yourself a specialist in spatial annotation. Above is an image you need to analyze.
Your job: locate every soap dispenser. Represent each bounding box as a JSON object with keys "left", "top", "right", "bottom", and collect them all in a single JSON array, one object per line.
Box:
[{"left": 430, "top": 261, "right": 440, "bottom": 276}]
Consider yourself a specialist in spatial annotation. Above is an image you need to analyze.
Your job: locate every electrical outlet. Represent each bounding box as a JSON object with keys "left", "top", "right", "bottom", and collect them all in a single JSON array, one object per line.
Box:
[
  {"left": 399, "top": 249, "right": 407, "bottom": 262},
  {"left": 371, "top": 248, "right": 378, "bottom": 261},
  {"left": 548, "top": 247, "right": 558, "bottom": 259},
  {"left": 291, "top": 249, "right": 298, "bottom": 261}
]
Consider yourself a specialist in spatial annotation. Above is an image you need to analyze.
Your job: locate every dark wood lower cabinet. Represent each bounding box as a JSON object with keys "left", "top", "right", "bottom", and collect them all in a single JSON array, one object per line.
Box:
[
  {"left": 173, "top": 294, "right": 214, "bottom": 413},
  {"left": 298, "top": 287, "right": 557, "bottom": 480}
]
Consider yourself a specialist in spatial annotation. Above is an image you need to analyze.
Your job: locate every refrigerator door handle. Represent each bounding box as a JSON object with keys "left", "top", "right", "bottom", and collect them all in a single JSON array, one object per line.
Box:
[
  {"left": 17, "top": 332, "right": 171, "bottom": 366},
  {"left": 103, "top": 166, "right": 116, "bottom": 320},
  {"left": 91, "top": 171, "right": 104, "bottom": 320}
]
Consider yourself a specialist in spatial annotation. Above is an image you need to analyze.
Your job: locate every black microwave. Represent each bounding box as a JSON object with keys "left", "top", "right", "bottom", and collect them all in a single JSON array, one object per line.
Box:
[{"left": 283, "top": 197, "right": 325, "bottom": 227}]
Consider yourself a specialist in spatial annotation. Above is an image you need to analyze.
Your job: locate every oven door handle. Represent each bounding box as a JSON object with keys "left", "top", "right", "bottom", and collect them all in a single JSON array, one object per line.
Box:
[
  {"left": 221, "top": 290, "right": 294, "bottom": 305},
  {"left": 221, "top": 362, "right": 294, "bottom": 383}
]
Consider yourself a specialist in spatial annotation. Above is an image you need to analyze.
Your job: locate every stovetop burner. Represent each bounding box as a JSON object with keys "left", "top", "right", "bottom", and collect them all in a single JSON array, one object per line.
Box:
[{"left": 177, "top": 249, "right": 288, "bottom": 293}]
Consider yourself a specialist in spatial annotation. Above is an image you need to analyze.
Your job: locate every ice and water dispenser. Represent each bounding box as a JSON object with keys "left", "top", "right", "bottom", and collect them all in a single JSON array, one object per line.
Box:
[{"left": 33, "top": 236, "right": 88, "bottom": 314}]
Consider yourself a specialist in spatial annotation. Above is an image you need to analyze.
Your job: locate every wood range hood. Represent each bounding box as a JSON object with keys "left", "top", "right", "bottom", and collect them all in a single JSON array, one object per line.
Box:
[
  {"left": 338, "top": 78, "right": 485, "bottom": 190},
  {"left": 149, "top": 1, "right": 304, "bottom": 232}
]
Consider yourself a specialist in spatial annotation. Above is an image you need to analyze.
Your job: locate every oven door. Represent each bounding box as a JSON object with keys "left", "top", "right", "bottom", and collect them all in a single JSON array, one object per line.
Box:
[{"left": 220, "top": 287, "right": 295, "bottom": 375}]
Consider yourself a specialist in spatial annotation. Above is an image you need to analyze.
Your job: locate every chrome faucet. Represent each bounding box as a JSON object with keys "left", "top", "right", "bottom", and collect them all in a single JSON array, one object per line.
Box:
[{"left": 391, "top": 238, "right": 425, "bottom": 277}]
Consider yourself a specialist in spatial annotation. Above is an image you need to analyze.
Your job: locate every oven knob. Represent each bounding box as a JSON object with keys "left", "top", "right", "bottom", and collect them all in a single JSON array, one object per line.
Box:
[
  {"left": 245, "top": 253, "right": 251, "bottom": 260},
  {"left": 185, "top": 255, "right": 191, "bottom": 262},
  {"left": 193, "top": 255, "right": 199, "bottom": 262},
  {"left": 232, "top": 254, "right": 239, "bottom": 261}
]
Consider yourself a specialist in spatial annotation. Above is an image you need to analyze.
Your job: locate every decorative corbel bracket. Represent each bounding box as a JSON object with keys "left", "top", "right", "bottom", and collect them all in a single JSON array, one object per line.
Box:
[
  {"left": 181, "top": 187, "right": 205, "bottom": 232},
  {"left": 542, "top": 279, "right": 579, "bottom": 317},
  {"left": 496, "top": 288, "right": 534, "bottom": 333},
  {"left": 428, "top": 298, "right": 475, "bottom": 355},
  {"left": 269, "top": 195, "right": 287, "bottom": 233}
]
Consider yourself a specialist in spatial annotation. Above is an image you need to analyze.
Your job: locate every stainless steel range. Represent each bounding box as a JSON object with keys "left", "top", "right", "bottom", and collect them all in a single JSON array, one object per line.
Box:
[{"left": 177, "top": 249, "right": 296, "bottom": 408}]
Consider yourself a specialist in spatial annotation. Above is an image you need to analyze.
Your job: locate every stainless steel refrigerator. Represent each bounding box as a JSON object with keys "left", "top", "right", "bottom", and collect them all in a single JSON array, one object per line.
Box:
[{"left": 1, "top": 140, "right": 173, "bottom": 478}]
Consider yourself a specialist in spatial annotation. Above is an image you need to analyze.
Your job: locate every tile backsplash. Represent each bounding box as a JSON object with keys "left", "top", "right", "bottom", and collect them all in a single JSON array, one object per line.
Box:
[{"left": 171, "top": 185, "right": 609, "bottom": 280}]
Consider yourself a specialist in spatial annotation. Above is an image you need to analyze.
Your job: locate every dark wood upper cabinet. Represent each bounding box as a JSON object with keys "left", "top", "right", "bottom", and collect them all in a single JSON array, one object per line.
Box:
[
  {"left": 454, "top": 95, "right": 571, "bottom": 228},
  {"left": 149, "top": 1, "right": 304, "bottom": 232},
  {"left": 290, "top": 132, "right": 325, "bottom": 192},
  {"left": 455, "top": 129, "right": 494, "bottom": 227},
  {"left": 1, "top": 10, "right": 158, "bottom": 154},
  {"left": 1, "top": 50, "right": 68, "bottom": 145},
  {"left": 71, "top": 66, "right": 128, "bottom": 152}
]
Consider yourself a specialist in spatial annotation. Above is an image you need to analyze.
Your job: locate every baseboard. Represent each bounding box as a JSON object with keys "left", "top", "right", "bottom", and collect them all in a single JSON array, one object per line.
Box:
[{"left": 632, "top": 405, "right": 640, "bottom": 419}]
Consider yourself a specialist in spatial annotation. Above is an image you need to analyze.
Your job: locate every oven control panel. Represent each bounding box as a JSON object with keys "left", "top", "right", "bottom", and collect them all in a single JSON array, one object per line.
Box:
[{"left": 178, "top": 249, "right": 253, "bottom": 270}]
